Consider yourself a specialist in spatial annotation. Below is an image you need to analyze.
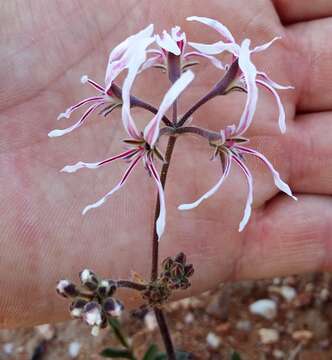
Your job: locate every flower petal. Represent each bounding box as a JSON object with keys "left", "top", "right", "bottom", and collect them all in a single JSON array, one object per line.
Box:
[
  {"left": 257, "top": 71, "right": 294, "bottom": 90},
  {"left": 105, "top": 25, "right": 155, "bottom": 91},
  {"left": 57, "top": 96, "right": 104, "bottom": 121},
  {"left": 139, "top": 54, "right": 164, "bottom": 72},
  {"left": 184, "top": 51, "right": 225, "bottom": 70},
  {"left": 156, "top": 30, "right": 181, "bottom": 55},
  {"left": 236, "top": 39, "right": 258, "bottom": 135},
  {"left": 146, "top": 155, "right": 166, "bottom": 240},
  {"left": 144, "top": 70, "right": 194, "bottom": 146},
  {"left": 82, "top": 153, "right": 143, "bottom": 215},
  {"left": 48, "top": 102, "right": 105, "bottom": 137},
  {"left": 61, "top": 149, "right": 139, "bottom": 173},
  {"left": 235, "top": 146, "right": 297, "bottom": 200},
  {"left": 178, "top": 154, "right": 232, "bottom": 210},
  {"left": 232, "top": 156, "right": 253, "bottom": 232},
  {"left": 256, "top": 79, "right": 287, "bottom": 133},
  {"left": 188, "top": 41, "right": 239, "bottom": 56},
  {"left": 251, "top": 36, "right": 281, "bottom": 53},
  {"left": 186, "top": 16, "right": 235, "bottom": 43}
]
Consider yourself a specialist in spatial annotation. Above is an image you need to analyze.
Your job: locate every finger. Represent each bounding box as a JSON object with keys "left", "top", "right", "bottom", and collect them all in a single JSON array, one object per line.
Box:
[
  {"left": 248, "top": 111, "right": 332, "bottom": 195},
  {"left": 232, "top": 194, "right": 332, "bottom": 280},
  {"left": 288, "top": 18, "right": 332, "bottom": 112},
  {"left": 273, "top": 0, "right": 332, "bottom": 24}
]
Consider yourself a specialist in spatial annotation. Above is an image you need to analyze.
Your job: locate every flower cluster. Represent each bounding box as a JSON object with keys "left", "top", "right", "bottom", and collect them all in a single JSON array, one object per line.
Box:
[
  {"left": 49, "top": 16, "right": 296, "bottom": 237},
  {"left": 57, "top": 270, "right": 123, "bottom": 336}
]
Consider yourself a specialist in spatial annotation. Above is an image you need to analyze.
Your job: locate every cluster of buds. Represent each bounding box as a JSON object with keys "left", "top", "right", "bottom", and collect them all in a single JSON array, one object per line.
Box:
[
  {"left": 143, "top": 253, "right": 194, "bottom": 306},
  {"left": 56, "top": 269, "right": 123, "bottom": 336}
]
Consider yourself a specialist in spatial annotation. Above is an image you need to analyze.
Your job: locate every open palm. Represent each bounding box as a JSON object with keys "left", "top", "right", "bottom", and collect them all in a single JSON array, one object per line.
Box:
[{"left": 1, "top": 0, "right": 332, "bottom": 327}]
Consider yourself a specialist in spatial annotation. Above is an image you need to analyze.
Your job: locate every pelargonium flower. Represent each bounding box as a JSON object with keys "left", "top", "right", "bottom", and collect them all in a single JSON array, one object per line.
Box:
[
  {"left": 187, "top": 16, "right": 293, "bottom": 135},
  {"left": 178, "top": 125, "right": 297, "bottom": 231},
  {"left": 48, "top": 24, "right": 155, "bottom": 138},
  {"left": 141, "top": 25, "right": 224, "bottom": 73},
  {"left": 61, "top": 68, "right": 195, "bottom": 239}
]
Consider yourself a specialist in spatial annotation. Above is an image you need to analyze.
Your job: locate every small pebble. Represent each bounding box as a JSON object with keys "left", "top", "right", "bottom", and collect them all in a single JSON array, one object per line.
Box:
[
  {"left": 206, "top": 332, "right": 221, "bottom": 349},
  {"left": 144, "top": 312, "right": 158, "bottom": 331},
  {"left": 3, "top": 343, "right": 14, "bottom": 355},
  {"left": 68, "top": 341, "right": 81, "bottom": 358},
  {"left": 258, "top": 328, "right": 280, "bottom": 344},
  {"left": 236, "top": 320, "right": 252, "bottom": 332},
  {"left": 319, "top": 288, "right": 329, "bottom": 302},
  {"left": 184, "top": 312, "right": 194, "bottom": 324},
  {"left": 273, "top": 349, "right": 285, "bottom": 359},
  {"left": 292, "top": 330, "right": 313, "bottom": 342},
  {"left": 35, "top": 324, "right": 55, "bottom": 340},
  {"left": 249, "top": 299, "right": 277, "bottom": 320}
]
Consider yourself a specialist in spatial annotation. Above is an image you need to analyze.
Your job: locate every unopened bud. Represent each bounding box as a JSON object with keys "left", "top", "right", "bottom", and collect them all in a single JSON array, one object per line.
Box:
[
  {"left": 103, "top": 298, "right": 124, "bottom": 317},
  {"left": 184, "top": 264, "right": 194, "bottom": 277},
  {"left": 170, "top": 263, "right": 185, "bottom": 279},
  {"left": 83, "top": 302, "right": 102, "bottom": 327},
  {"left": 56, "top": 280, "right": 79, "bottom": 298},
  {"left": 79, "top": 269, "right": 98, "bottom": 290},
  {"left": 97, "top": 280, "right": 117, "bottom": 298},
  {"left": 162, "top": 257, "right": 174, "bottom": 271},
  {"left": 70, "top": 298, "right": 88, "bottom": 318},
  {"left": 174, "top": 252, "right": 186, "bottom": 264}
]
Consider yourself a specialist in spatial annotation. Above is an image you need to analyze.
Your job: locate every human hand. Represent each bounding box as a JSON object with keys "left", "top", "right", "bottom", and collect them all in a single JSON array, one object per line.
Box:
[{"left": 1, "top": 0, "right": 332, "bottom": 327}]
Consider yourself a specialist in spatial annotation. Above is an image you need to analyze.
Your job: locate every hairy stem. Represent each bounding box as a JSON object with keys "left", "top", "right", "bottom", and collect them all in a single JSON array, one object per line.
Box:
[
  {"left": 116, "top": 280, "right": 147, "bottom": 291},
  {"left": 154, "top": 308, "right": 176, "bottom": 360}
]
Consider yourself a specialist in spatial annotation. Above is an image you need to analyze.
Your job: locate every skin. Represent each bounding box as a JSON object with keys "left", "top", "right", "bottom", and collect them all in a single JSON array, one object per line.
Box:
[{"left": 1, "top": 0, "right": 332, "bottom": 328}]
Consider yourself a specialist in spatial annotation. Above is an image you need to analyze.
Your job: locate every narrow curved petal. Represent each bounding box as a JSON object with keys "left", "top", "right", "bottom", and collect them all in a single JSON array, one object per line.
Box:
[
  {"left": 146, "top": 155, "right": 166, "bottom": 240},
  {"left": 186, "top": 16, "right": 235, "bottom": 43},
  {"left": 156, "top": 31, "right": 181, "bottom": 55},
  {"left": 61, "top": 149, "right": 139, "bottom": 173},
  {"left": 57, "top": 96, "right": 104, "bottom": 121},
  {"left": 178, "top": 154, "right": 232, "bottom": 210},
  {"left": 82, "top": 154, "right": 143, "bottom": 215},
  {"left": 184, "top": 51, "right": 225, "bottom": 70},
  {"left": 144, "top": 70, "right": 195, "bottom": 146},
  {"left": 251, "top": 37, "right": 281, "bottom": 53},
  {"left": 48, "top": 102, "right": 104, "bottom": 137},
  {"left": 256, "top": 79, "right": 286, "bottom": 133},
  {"left": 232, "top": 156, "right": 253, "bottom": 232},
  {"left": 236, "top": 146, "right": 297, "bottom": 200},
  {"left": 257, "top": 71, "right": 294, "bottom": 90},
  {"left": 188, "top": 41, "right": 239, "bottom": 56},
  {"left": 236, "top": 39, "right": 258, "bottom": 135},
  {"left": 105, "top": 29, "right": 155, "bottom": 92}
]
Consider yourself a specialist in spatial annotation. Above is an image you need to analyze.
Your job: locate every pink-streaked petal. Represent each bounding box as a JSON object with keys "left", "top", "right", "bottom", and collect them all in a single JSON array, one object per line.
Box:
[
  {"left": 178, "top": 155, "right": 232, "bottom": 210},
  {"left": 184, "top": 51, "right": 225, "bottom": 70},
  {"left": 156, "top": 31, "right": 181, "bottom": 55},
  {"left": 186, "top": 16, "right": 235, "bottom": 43},
  {"left": 57, "top": 96, "right": 104, "bottom": 121},
  {"left": 256, "top": 79, "right": 286, "bottom": 133},
  {"left": 61, "top": 149, "right": 139, "bottom": 173},
  {"left": 171, "top": 26, "right": 186, "bottom": 43},
  {"left": 144, "top": 70, "right": 195, "bottom": 146},
  {"left": 146, "top": 155, "right": 166, "bottom": 240},
  {"left": 81, "top": 75, "right": 105, "bottom": 93},
  {"left": 82, "top": 153, "right": 143, "bottom": 215},
  {"left": 236, "top": 39, "right": 258, "bottom": 135},
  {"left": 236, "top": 146, "right": 297, "bottom": 200},
  {"left": 251, "top": 36, "right": 281, "bottom": 53},
  {"left": 48, "top": 102, "right": 104, "bottom": 138},
  {"left": 105, "top": 25, "right": 155, "bottom": 91},
  {"left": 139, "top": 54, "right": 164, "bottom": 72},
  {"left": 257, "top": 71, "right": 294, "bottom": 90},
  {"left": 232, "top": 156, "right": 253, "bottom": 232},
  {"left": 188, "top": 41, "right": 239, "bottom": 56}
]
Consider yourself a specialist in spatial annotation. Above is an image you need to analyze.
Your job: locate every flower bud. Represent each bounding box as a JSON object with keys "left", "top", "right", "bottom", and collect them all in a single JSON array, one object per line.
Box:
[
  {"left": 70, "top": 298, "right": 88, "bottom": 318},
  {"left": 56, "top": 280, "right": 79, "bottom": 298},
  {"left": 162, "top": 257, "right": 174, "bottom": 271},
  {"left": 174, "top": 252, "right": 186, "bottom": 264},
  {"left": 79, "top": 269, "right": 98, "bottom": 291},
  {"left": 97, "top": 280, "right": 117, "bottom": 298},
  {"left": 83, "top": 302, "right": 103, "bottom": 327},
  {"left": 170, "top": 262, "right": 185, "bottom": 279},
  {"left": 184, "top": 264, "right": 194, "bottom": 277},
  {"left": 103, "top": 298, "right": 124, "bottom": 317}
]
